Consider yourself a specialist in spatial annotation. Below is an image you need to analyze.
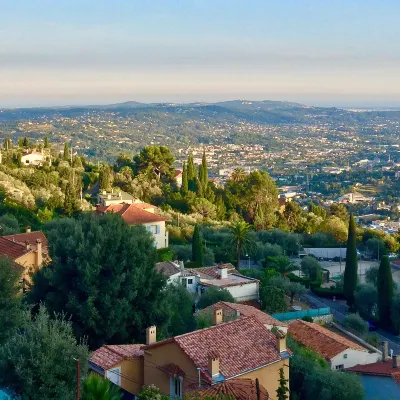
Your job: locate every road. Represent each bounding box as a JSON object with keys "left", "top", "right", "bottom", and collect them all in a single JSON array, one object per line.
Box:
[{"left": 305, "top": 292, "right": 400, "bottom": 355}]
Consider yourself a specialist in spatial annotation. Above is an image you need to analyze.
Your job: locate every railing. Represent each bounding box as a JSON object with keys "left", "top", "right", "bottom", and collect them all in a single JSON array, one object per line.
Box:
[{"left": 271, "top": 307, "right": 331, "bottom": 321}]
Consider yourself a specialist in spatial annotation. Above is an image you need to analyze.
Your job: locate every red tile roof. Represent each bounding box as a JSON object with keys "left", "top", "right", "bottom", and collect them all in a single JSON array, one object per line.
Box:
[
  {"left": 197, "top": 301, "right": 287, "bottom": 327},
  {"left": 90, "top": 344, "right": 144, "bottom": 371},
  {"left": 347, "top": 360, "right": 400, "bottom": 384},
  {"left": 189, "top": 264, "right": 236, "bottom": 279},
  {"left": 175, "top": 169, "right": 182, "bottom": 178},
  {"left": 155, "top": 261, "right": 181, "bottom": 278},
  {"left": 144, "top": 316, "right": 284, "bottom": 381},
  {"left": 187, "top": 379, "right": 269, "bottom": 400},
  {"left": 288, "top": 320, "right": 366, "bottom": 359},
  {"left": 97, "top": 203, "right": 167, "bottom": 224},
  {"left": 3, "top": 231, "right": 48, "bottom": 253},
  {"left": 0, "top": 237, "right": 30, "bottom": 260}
]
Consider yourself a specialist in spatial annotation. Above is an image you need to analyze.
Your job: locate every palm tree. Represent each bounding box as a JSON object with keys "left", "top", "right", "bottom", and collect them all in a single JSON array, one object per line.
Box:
[
  {"left": 264, "top": 255, "right": 296, "bottom": 277},
  {"left": 230, "top": 168, "right": 246, "bottom": 183},
  {"left": 228, "top": 220, "right": 255, "bottom": 269},
  {"left": 82, "top": 374, "right": 122, "bottom": 400}
]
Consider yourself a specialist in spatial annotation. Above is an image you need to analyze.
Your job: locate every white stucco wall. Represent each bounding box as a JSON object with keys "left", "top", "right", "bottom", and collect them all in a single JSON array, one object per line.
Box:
[
  {"left": 21, "top": 154, "right": 44, "bottom": 165},
  {"left": 222, "top": 282, "right": 259, "bottom": 302},
  {"left": 330, "top": 349, "right": 380, "bottom": 370},
  {"left": 144, "top": 221, "right": 168, "bottom": 249}
]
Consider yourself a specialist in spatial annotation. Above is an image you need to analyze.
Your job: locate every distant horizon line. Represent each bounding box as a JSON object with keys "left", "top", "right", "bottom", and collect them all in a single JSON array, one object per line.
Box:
[{"left": 2, "top": 98, "right": 400, "bottom": 111}]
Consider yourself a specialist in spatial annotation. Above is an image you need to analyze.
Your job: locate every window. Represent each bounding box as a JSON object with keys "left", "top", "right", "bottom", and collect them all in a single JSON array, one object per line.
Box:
[
  {"left": 343, "top": 354, "right": 347, "bottom": 359},
  {"left": 147, "top": 225, "right": 160, "bottom": 234},
  {"left": 106, "top": 366, "right": 121, "bottom": 386},
  {"left": 335, "top": 364, "right": 344, "bottom": 370},
  {"left": 187, "top": 279, "right": 193, "bottom": 285},
  {"left": 170, "top": 377, "right": 182, "bottom": 399}
]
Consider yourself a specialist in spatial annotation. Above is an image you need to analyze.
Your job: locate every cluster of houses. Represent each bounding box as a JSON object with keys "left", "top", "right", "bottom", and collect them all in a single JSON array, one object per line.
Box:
[{"left": 1, "top": 190, "right": 400, "bottom": 399}]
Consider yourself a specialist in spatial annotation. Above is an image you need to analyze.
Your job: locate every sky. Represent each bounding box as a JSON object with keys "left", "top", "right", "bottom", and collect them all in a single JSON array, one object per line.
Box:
[{"left": 1, "top": 0, "right": 400, "bottom": 108}]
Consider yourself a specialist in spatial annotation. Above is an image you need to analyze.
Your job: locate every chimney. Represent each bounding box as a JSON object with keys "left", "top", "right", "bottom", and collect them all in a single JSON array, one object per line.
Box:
[
  {"left": 146, "top": 326, "right": 157, "bottom": 345},
  {"left": 393, "top": 355, "right": 399, "bottom": 369},
  {"left": 236, "top": 309, "right": 241, "bottom": 319},
  {"left": 179, "top": 260, "right": 185, "bottom": 273},
  {"left": 35, "top": 239, "right": 43, "bottom": 266},
  {"left": 274, "top": 329, "right": 287, "bottom": 353},
  {"left": 25, "top": 241, "right": 31, "bottom": 251},
  {"left": 382, "top": 341, "right": 389, "bottom": 362},
  {"left": 213, "top": 309, "right": 223, "bottom": 325},
  {"left": 26, "top": 226, "right": 31, "bottom": 233},
  {"left": 218, "top": 266, "right": 228, "bottom": 279},
  {"left": 208, "top": 352, "right": 219, "bottom": 379}
]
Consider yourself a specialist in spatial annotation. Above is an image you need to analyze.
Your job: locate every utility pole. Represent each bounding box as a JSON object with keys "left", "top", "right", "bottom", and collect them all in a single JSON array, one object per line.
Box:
[
  {"left": 70, "top": 146, "right": 73, "bottom": 164},
  {"left": 74, "top": 358, "right": 80, "bottom": 400}
]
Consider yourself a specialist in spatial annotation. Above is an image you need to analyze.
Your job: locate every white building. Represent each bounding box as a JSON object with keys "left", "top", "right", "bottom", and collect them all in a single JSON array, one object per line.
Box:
[
  {"left": 289, "top": 320, "right": 380, "bottom": 370},
  {"left": 96, "top": 202, "right": 169, "bottom": 249},
  {"left": 21, "top": 151, "right": 45, "bottom": 166},
  {"left": 97, "top": 190, "right": 136, "bottom": 206}
]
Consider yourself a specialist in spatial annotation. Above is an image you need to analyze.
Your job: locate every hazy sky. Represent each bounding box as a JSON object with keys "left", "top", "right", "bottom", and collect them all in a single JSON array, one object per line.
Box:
[{"left": 1, "top": 0, "right": 399, "bottom": 107}]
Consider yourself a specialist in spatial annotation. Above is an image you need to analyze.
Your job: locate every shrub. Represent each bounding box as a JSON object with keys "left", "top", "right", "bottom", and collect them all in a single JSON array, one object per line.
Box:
[
  {"left": 344, "top": 313, "right": 368, "bottom": 336},
  {"left": 157, "top": 248, "right": 173, "bottom": 262},
  {"left": 365, "top": 333, "right": 381, "bottom": 348},
  {"left": 197, "top": 287, "right": 235, "bottom": 310},
  {"left": 311, "top": 286, "right": 345, "bottom": 299},
  {"left": 302, "top": 316, "right": 313, "bottom": 322}
]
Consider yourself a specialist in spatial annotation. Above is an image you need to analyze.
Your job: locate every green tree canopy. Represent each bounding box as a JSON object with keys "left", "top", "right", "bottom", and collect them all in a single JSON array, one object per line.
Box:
[
  {"left": 329, "top": 202, "right": 348, "bottom": 222},
  {"left": 192, "top": 224, "right": 205, "bottom": 267},
  {"left": 260, "top": 286, "right": 287, "bottom": 314},
  {"left": 0, "top": 306, "right": 89, "bottom": 400},
  {"left": 343, "top": 213, "right": 358, "bottom": 306},
  {"left": 0, "top": 257, "right": 23, "bottom": 344},
  {"left": 378, "top": 255, "right": 394, "bottom": 328},
  {"left": 27, "top": 213, "right": 167, "bottom": 348},
  {"left": 133, "top": 146, "right": 175, "bottom": 184},
  {"left": 99, "top": 164, "right": 114, "bottom": 191},
  {"left": 63, "top": 142, "right": 70, "bottom": 161},
  {"left": 197, "top": 287, "right": 235, "bottom": 310},
  {"left": 228, "top": 220, "right": 255, "bottom": 268}
]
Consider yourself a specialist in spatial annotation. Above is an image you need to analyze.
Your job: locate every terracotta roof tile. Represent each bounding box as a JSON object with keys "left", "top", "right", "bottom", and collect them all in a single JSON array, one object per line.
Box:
[
  {"left": 197, "top": 301, "right": 287, "bottom": 327},
  {"left": 189, "top": 264, "right": 236, "bottom": 279},
  {"left": 90, "top": 344, "right": 144, "bottom": 370},
  {"left": 0, "top": 237, "right": 30, "bottom": 260},
  {"left": 97, "top": 203, "right": 167, "bottom": 224},
  {"left": 288, "top": 320, "right": 366, "bottom": 359},
  {"left": 156, "top": 261, "right": 181, "bottom": 278},
  {"left": 347, "top": 359, "right": 400, "bottom": 384},
  {"left": 145, "top": 316, "right": 284, "bottom": 381},
  {"left": 187, "top": 379, "right": 269, "bottom": 400},
  {"left": 3, "top": 231, "right": 48, "bottom": 252}
]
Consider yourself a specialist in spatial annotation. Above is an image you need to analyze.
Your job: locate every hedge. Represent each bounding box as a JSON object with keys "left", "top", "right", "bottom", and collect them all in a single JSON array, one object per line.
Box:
[
  {"left": 311, "top": 286, "right": 346, "bottom": 299},
  {"left": 287, "top": 273, "right": 311, "bottom": 288}
]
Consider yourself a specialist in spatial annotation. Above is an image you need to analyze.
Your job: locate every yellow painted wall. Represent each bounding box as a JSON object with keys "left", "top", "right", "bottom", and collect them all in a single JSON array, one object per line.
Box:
[
  {"left": 240, "top": 360, "right": 289, "bottom": 400},
  {"left": 119, "top": 358, "right": 144, "bottom": 395},
  {"left": 143, "top": 342, "right": 199, "bottom": 396},
  {"left": 15, "top": 252, "right": 39, "bottom": 283}
]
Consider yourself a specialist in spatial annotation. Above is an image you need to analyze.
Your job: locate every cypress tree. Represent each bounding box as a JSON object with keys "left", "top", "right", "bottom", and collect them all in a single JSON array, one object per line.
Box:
[
  {"left": 63, "top": 142, "right": 70, "bottom": 161},
  {"left": 378, "top": 255, "right": 394, "bottom": 328},
  {"left": 63, "top": 182, "right": 78, "bottom": 217},
  {"left": 192, "top": 224, "right": 204, "bottom": 267},
  {"left": 187, "top": 155, "right": 197, "bottom": 192},
  {"left": 343, "top": 213, "right": 358, "bottom": 306},
  {"left": 181, "top": 162, "right": 188, "bottom": 195},
  {"left": 201, "top": 150, "right": 208, "bottom": 187},
  {"left": 44, "top": 136, "right": 50, "bottom": 148}
]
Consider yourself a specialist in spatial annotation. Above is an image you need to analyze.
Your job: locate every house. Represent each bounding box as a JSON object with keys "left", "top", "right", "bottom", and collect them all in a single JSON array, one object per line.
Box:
[
  {"left": 186, "top": 379, "right": 269, "bottom": 400},
  {"left": 97, "top": 190, "right": 136, "bottom": 206},
  {"left": 189, "top": 265, "right": 259, "bottom": 302},
  {"left": 21, "top": 151, "right": 45, "bottom": 166},
  {"left": 337, "top": 191, "right": 373, "bottom": 204},
  {"left": 288, "top": 320, "right": 380, "bottom": 370},
  {"left": 196, "top": 301, "right": 287, "bottom": 332},
  {"left": 163, "top": 264, "right": 259, "bottom": 302},
  {"left": 89, "top": 344, "right": 144, "bottom": 399},
  {"left": 89, "top": 311, "right": 290, "bottom": 399},
  {"left": 96, "top": 202, "right": 168, "bottom": 248},
  {"left": 0, "top": 229, "right": 47, "bottom": 281},
  {"left": 142, "top": 314, "right": 290, "bottom": 399},
  {"left": 155, "top": 261, "right": 182, "bottom": 283},
  {"left": 347, "top": 347, "right": 400, "bottom": 400},
  {"left": 175, "top": 169, "right": 183, "bottom": 187}
]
